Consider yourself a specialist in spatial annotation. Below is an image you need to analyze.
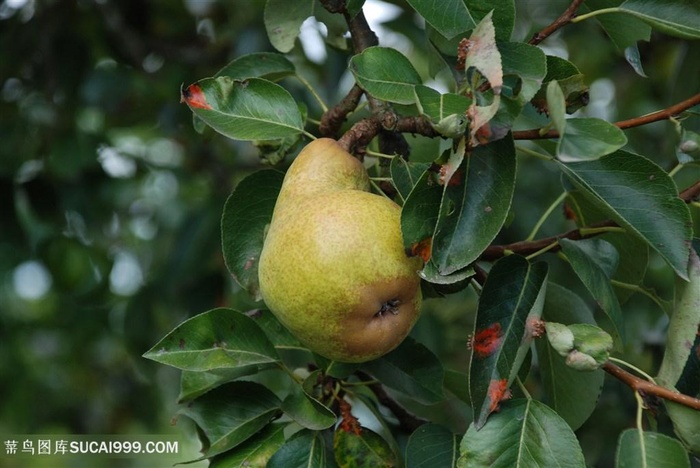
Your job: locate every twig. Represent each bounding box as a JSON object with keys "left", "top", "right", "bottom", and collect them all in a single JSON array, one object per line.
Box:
[
  {"left": 680, "top": 179, "right": 700, "bottom": 201},
  {"left": 480, "top": 220, "right": 618, "bottom": 261},
  {"left": 319, "top": 85, "right": 365, "bottom": 138},
  {"left": 356, "top": 372, "right": 428, "bottom": 433},
  {"left": 602, "top": 362, "right": 700, "bottom": 411},
  {"left": 513, "top": 92, "right": 700, "bottom": 140},
  {"left": 529, "top": 0, "right": 586, "bottom": 45}
]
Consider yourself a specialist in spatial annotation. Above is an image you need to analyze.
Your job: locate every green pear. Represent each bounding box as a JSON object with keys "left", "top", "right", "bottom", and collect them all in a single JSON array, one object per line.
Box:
[{"left": 258, "top": 138, "right": 423, "bottom": 363}]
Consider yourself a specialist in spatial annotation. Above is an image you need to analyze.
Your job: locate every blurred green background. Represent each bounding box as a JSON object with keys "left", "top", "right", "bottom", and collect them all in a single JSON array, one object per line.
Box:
[{"left": 1, "top": 0, "right": 698, "bottom": 466}]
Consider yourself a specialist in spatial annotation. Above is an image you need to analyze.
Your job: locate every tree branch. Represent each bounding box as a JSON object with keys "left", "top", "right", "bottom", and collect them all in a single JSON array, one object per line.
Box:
[
  {"left": 602, "top": 362, "right": 700, "bottom": 411},
  {"left": 480, "top": 179, "right": 699, "bottom": 261},
  {"left": 319, "top": 85, "right": 365, "bottom": 138},
  {"left": 513, "top": 92, "right": 700, "bottom": 140},
  {"left": 529, "top": 0, "right": 586, "bottom": 45}
]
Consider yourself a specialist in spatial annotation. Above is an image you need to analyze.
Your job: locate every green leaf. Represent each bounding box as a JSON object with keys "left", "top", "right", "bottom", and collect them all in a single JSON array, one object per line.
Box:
[
  {"left": 469, "top": 255, "right": 548, "bottom": 429},
  {"left": 619, "top": 0, "right": 700, "bottom": 40},
  {"left": 546, "top": 81, "right": 567, "bottom": 135},
  {"left": 364, "top": 336, "right": 445, "bottom": 404},
  {"left": 179, "top": 381, "right": 281, "bottom": 457},
  {"left": 390, "top": 157, "right": 431, "bottom": 204},
  {"left": 268, "top": 429, "right": 328, "bottom": 468},
  {"left": 210, "top": 423, "right": 286, "bottom": 468},
  {"left": 264, "top": 0, "right": 314, "bottom": 52},
  {"left": 221, "top": 170, "right": 284, "bottom": 300},
  {"left": 466, "top": 0, "right": 515, "bottom": 41},
  {"left": 657, "top": 248, "right": 700, "bottom": 389},
  {"left": 558, "top": 118, "right": 628, "bottom": 162},
  {"left": 143, "top": 308, "right": 280, "bottom": 372},
  {"left": 401, "top": 167, "right": 443, "bottom": 261},
  {"left": 432, "top": 135, "right": 517, "bottom": 274},
  {"left": 559, "top": 238, "right": 625, "bottom": 343},
  {"left": 246, "top": 309, "right": 304, "bottom": 351},
  {"left": 559, "top": 150, "right": 693, "bottom": 280},
  {"left": 443, "top": 369, "right": 470, "bottom": 404},
  {"left": 349, "top": 46, "right": 422, "bottom": 105},
  {"left": 406, "top": 424, "right": 459, "bottom": 468},
  {"left": 499, "top": 41, "right": 547, "bottom": 104},
  {"left": 414, "top": 85, "right": 471, "bottom": 138},
  {"left": 537, "top": 283, "right": 605, "bottom": 430},
  {"left": 281, "top": 371, "right": 336, "bottom": 430},
  {"left": 334, "top": 426, "right": 397, "bottom": 468},
  {"left": 584, "top": 0, "right": 651, "bottom": 76},
  {"left": 215, "top": 52, "right": 296, "bottom": 81},
  {"left": 665, "top": 403, "right": 700, "bottom": 455},
  {"left": 405, "top": 0, "right": 475, "bottom": 39},
  {"left": 616, "top": 429, "right": 690, "bottom": 467},
  {"left": 566, "top": 189, "right": 650, "bottom": 305},
  {"left": 458, "top": 399, "right": 585, "bottom": 467},
  {"left": 179, "top": 368, "right": 259, "bottom": 403},
  {"left": 532, "top": 56, "right": 589, "bottom": 115},
  {"left": 181, "top": 77, "right": 304, "bottom": 141}
]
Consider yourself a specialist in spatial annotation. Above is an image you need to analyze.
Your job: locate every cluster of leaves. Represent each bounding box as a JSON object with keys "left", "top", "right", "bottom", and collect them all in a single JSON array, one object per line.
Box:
[{"left": 147, "top": 0, "right": 700, "bottom": 466}]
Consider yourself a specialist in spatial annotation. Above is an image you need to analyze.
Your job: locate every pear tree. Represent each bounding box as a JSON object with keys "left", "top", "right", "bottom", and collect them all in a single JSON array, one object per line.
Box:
[{"left": 145, "top": 1, "right": 700, "bottom": 466}]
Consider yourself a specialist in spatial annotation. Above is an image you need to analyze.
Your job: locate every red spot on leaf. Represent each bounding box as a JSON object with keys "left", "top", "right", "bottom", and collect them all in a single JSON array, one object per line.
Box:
[
  {"left": 471, "top": 322, "right": 503, "bottom": 358},
  {"left": 456, "top": 38, "right": 472, "bottom": 71},
  {"left": 439, "top": 165, "right": 464, "bottom": 187},
  {"left": 487, "top": 379, "right": 511, "bottom": 414},
  {"left": 338, "top": 399, "right": 361, "bottom": 435},
  {"left": 563, "top": 203, "right": 577, "bottom": 221},
  {"left": 243, "top": 257, "right": 255, "bottom": 271},
  {"left": 181, "top": 84, "right": 212, "bottom": 110},
  {"left": 410, "top": 237, "right": 432, "bottom": 263},
  {"left": 474, "top": 123, "right": 492, "bottom": 144},
  {"left": 178, "top": 338, "right": 185, "bottom": 349}
]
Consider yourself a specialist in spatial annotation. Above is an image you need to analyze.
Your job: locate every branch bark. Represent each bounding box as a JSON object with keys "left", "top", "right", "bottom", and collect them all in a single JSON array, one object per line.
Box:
[
  {"left": 529, "top": 0, "right": 586, "bottom": 45},
  {"left": 603, "top": 362, "right": 700, "bottom": 411},
  {"left": 356, "top": 372, "right": 428, "bottom": 433},
  {"left": 513, "top": 92, "right": 700, "bottom": 140}
]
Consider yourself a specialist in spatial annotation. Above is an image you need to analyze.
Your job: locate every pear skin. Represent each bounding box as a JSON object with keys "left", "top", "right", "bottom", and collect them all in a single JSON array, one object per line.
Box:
[{"left": 258, "top": 138, "right": 422, "bottom": 362}]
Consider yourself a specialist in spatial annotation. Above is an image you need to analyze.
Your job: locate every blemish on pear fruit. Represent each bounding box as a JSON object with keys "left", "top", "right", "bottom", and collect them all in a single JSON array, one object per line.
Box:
[{"left": 257, "top": 138, "right": 422, "bottom": 363}]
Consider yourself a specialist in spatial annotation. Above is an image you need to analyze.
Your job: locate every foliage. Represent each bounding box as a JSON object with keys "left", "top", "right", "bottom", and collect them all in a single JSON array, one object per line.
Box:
[{"left": 2, "top": 0, "right": 700, "bottom": 466}]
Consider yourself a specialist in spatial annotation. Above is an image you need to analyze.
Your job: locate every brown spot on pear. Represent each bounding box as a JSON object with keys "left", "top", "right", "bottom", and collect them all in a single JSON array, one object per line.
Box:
[{"left": 258, "top": 138, "right": 422, "bottom": 363}]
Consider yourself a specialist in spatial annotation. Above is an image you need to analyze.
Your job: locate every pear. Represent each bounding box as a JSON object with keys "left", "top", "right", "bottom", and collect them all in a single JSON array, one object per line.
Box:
[{"left": 258, "top": 138, "right": 423, "bottom": 363}]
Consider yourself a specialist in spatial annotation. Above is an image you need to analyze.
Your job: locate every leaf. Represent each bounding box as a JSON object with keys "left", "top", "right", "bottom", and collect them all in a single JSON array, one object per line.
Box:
[
  {"left": 537, "top": 283, "right": 605, "bottom": 430},
  {"left": 616, "top": 429, "right": 690, "bottom": 467},
  {"left": 619, "top": 0, "right": 700, "bottom": 40},
  {"left": 215, "top": 52, "right": 296, "bottom": 81},
  {"left": 281, "top": 371, "right": 336, "bottom": 430},
  {"left": 499, "top": 41, "right": 547, "bottom": 104},
  {"left": 559, "top": 238, "right": 625, "bottom": 344},
  {"left": 401, "top": 167, "right": 443, "bottom": 259},
  {"left": 405, "top": 0, "right": 475, "bottom": 39},
  {"left": 665, "top": 403, "right": 700, "bottom": 455},
  {"left": 559, "top": 150, "right": 693, "bottom": 280},
  {"left": 465, "top": 0, "right": 515, "bottom": 42},
  {"left": 469, "top": 255, "right": 548, "bottom": 429},
  {"left": 179, "top": 381, "right": 281, "bottom": 457},
  {"left": 566, "top": 189, "right": 650, "bottom": 305},
  {"left": 246, "top": 309, "right": 304, "bottom": 351},
  {"left": 584, "top": 0, "right": 651, "bottom": 76},
  {"left": 390, "top": 157, "right": 431, "bottom": 203},
  {"left": 264, "top": 0, "right": 314, "bottom": 53},
  {"left": 558, "top": 118, "right": 628, "bottom": 162},
  {"left": 334, "top": 426, "right": 397, "bottom": 468},
  {"left": 414, "top": 85, "right": 471, "bottom": 138},
  {"left": 406, "top": 424, "right": 459, "bottom": 468},
  {"left": 181, "top": 77, "right": 304, "bottom": 141},
  {"left": 443, "top": 369, "right": 470, "bottom": 404},
  {"left": 458, "top": 399, "right": 585, "bottom": 467},
  {"left": 432, "top": 135, "right": 517, "bottom": 274},
  {"left": 267, "top": 429, "right": 328, "bottom": 468},
  {"left": 209, "top": 423, "right": 286, "bottom": 468},
  {"left": 532, "top": 56, "right": 589, "bottom": 115},
  {"left": 349, "top": 46, "right": 422, "bottom": 105},
  {"left": 221, "top": 170, "right": 284, "bottom": 300},
  {"left": 179, "top": 368, "right": 259, "bottom": 403},
  {"left": 143, "top": 308, "right": 280, "bottom": 372},
  {"left": 657, "top": 248, "right": 700, "bottom": 389},
  {"left": 464, "top": 12, "right": 503, "bottom": 144},
  {"left": 364, "top": 336, "right": 445, "bottom": 404}
]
